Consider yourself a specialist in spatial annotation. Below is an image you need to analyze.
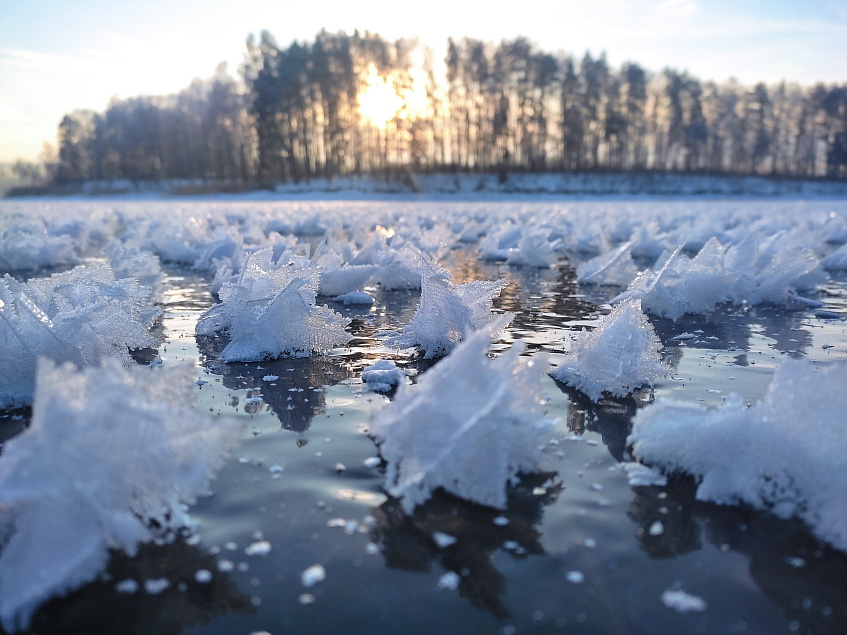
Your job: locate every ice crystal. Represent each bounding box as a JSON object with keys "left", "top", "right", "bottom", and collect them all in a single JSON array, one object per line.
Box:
[
  {"left": 381, "top": 256, "right": 512, "bottom": 359},
  {"left": 551, "top": 299, "right": 668, "bottom": 401},
  {"left": 628, "top": 359, "right": 847, "bottom": 551},
  {"left": 370, "top": 320, "right": 553, "bottom": 513},
  {"left": 0, "top": 263, "right": 161, "bottom": 406},
  {"left": 0, "top": 359, "right": 241, "bottom": 630},
  {"left": 196, "top": 248, "right": 351, "bottom": 362}
]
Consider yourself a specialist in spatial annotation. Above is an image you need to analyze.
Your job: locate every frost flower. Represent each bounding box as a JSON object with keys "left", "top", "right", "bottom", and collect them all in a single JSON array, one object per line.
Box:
[
  {"left": 551, "top": 299, "right": 668, "bottom": 401},
  {"left": 196, "top": 248, "right": 350, "bottom": 362},
  {"left": 382, "top": 255, "right": 512, "bottom": 359},
  {"left": 0, "top": 359, "right": 242, "bottom": 631},
  {"left": 628, "top": 359, "right": 847, "bottom": 552},
  {"left": 370, "top": 319, "right": 553, "bottom": 513}
]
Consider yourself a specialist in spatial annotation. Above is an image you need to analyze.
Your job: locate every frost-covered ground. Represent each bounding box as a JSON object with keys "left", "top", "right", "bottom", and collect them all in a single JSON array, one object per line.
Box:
[{"left": 1, "top": 197, "right": 846, "bottom": 634}]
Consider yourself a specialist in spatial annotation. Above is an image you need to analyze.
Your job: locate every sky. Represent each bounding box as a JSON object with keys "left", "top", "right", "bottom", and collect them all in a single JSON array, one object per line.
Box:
[{"left": 1, "top": 0, "right": 846, "bottom": 163}]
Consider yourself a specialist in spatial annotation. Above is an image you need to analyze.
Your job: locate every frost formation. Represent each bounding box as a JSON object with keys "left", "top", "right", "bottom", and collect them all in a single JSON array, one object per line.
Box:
[
  {"left": 0, "top": 359, "right": 241, "bottom": 630},
  {"left": 0, "top": 262, "right": 161, "bottom": 406},
  {"left": 370, "top": 320, "right": 553, "bottom": 513},
  {"left": 196, "top": 247, "right": 351, "bottom": 362},
  {"left": 551, "top": 299, "right": 668, "bottom": 401},
  {"left": 382, "top": 255, "right": 512, "bottom": 358},
  {"left": 628, "top": 359, "right": 847, "bottom": 551}
]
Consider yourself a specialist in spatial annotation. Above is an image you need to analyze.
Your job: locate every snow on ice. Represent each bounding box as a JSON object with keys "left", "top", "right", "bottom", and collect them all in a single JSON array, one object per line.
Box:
[
  {"left": 381, "top": 255, "right": 513, "bottom": 359},
  {"left": 0, "top": 359, "right": 241, "bottom": 630},
  {"left": 628, "top": 359, "right": 847, "bottom": 551},
  {"left": 196, "top": 247, "right": 351, "bottom": 361},
  {"left": 551, "top": 299, "right": 669, "bottom": 402},
  {"left": 370, "top": 318, "right": 553, "bottom": 513}
]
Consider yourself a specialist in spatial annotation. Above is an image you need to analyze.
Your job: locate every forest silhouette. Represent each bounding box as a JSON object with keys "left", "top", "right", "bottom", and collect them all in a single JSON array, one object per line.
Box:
[{"left": 50, "top": 29, "right": 847, "bottom": 187}]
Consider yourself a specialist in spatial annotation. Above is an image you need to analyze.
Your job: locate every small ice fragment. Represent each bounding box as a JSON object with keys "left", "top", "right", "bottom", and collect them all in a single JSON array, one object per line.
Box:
[
  {"left": 327, "top": 518, "right": 346, "bottom": 528},
  {"left": 245, "top": 540, "right": 272, "bottom": 556},
  {"left": 301, "top": 564, "right": 326, "bottom": 587},
  {"left": 115, "top": 579, "right": 138, "bottom": 594},
  {"left": 784, "top": 556, "right": 806, "bottom": 568},
  {"left": 432, "top": 532, "right": 458, "bottom": 548},
  {"left": 194, "top": 569, "right": 213, "bottom": 583},
  {"left": 365, "top": 543, "right": 380, "bottom": 555},
  {"left": 503, "top": 541, "right": 519, "bottom": 551},
  {"left": 225, "top": 542, "right": 238, "bottom": 551},
  {"left": 196, "top": 379, "right": 208, "bottom": 387},
  {"left": 144, "top": 578, "right": 171, "bottom": 595},
  {"left": 590, "top": 483, "right": 603, "bottom": 491},
  {"left": 217, "top": 560, "right": 235, "bottom": 572},
  {"left": 649, "top": 521, "right": 665, "bottom": 536},
  {"left": 707, "top": 389, "right": 721, "bottom": 394},
  {"left": 532, "top": 487, "right": 547, "bottom": 495},
  {"left": 263, "top": 375, "right": 279, "bottom": 381},
  {"left": 363, "top": 456, "right": 381, "bottom": 468},
  {"left": 672, "top": 333, "right": 697, "bottom": 341},
  {"left": 299, "top": 593, "right": 316, "bottom": 605},
  {"left": 269, "top": 465, "right": 284, "bottom": 474},
  {"left": 492, "top": 516, "right": 510, "bottom": 526},
  {"left": 437, "top": 571, "right": 461, "bottom": 590},
  {"left": 661, "top": 589, "right": 707, "bottom": 613},
  {"left": 566, "top": 571, "right": 585, "bottom": 584},
  {"left": 583, "top": 539, "right": 597, "bottom": 549},
  {"left": 334, "top": 462, "right": 347, "bottom": 473}
]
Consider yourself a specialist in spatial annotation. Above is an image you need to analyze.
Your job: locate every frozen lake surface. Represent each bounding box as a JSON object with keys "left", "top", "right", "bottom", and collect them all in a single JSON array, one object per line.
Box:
[{"left": 1, "top": 198, "right": 846, "bottom": 634}]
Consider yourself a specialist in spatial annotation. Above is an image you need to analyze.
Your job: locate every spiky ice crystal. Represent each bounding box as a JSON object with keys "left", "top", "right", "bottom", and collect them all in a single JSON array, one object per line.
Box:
[
  {"left": 628, "top": 359, "right": 847, "bottom": 552},
  {"left": 370, "top": 320, "right": 553, "bottom": 513},
  {"left": 196, "top": 247, "right": 351, "bottom": 362},
  {"left": 550, "top": 299, "right": 668, "bottom": 401},
  {"left": 0, "top": 359, "right": 242, "bottom": 630}
]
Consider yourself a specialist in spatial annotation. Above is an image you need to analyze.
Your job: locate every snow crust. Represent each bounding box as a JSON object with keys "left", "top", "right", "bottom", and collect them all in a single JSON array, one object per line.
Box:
[
  {"left": 381, "top": 255, "right": 513, "bottom": 359},
  {"left": 0, "top": 262, "right": 161, "bottom": 406},
  {"left": 628, "top": 359, "right": 847, "bottom": 551},
  {"left": 551, "top": 299, "right": 669, "bottom": 401},
  {"left": 0, "top": 359, "right": 241, "bottom": 630},
  {"left": 370, "top": 320, "right": 553, "bottom": 512},
  {"left": 196, "top": 248, "right": 351, "bottom": 361}
]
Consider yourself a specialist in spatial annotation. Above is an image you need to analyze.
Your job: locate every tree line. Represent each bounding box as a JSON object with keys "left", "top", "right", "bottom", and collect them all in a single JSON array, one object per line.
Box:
[{"left": 52, "top": 29, "right": 847, "bottom": 185}]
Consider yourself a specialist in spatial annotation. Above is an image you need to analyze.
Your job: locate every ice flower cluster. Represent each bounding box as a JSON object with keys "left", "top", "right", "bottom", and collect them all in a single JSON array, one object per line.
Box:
[
  {"left": 0, "top": 359, "right": 242, "bottom": 630},
  {"left": 196, "top": 247, "right": 351, "bottom": 362},
  {"left": 612, "top": 236, "right": 825, "bottom": 319},
  {"left": 551, "top": 299, "right": 668, "bottom": 401},
  {"left": 0, "top": 262, "right": 161, "bottom": 406},
  {"left": 628, "top": 359, "right": 847, "bottom": 551},
  {"left": 382, "top": 256, "right": 512, "bottom": 358},
  {"left": 370, "top": 320, "right": 553, "bottom": 512}
]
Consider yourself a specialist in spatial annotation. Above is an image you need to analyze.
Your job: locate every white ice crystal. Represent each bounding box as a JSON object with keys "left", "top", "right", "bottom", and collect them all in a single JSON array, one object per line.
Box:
[
  {"left": 614, "top": 235, "right": 826, "bottom": 319},
  {"left": 577, "top": 240, "right": 639, "bottom": 287},
  {"left": 370, "top": 320, "right": 553, "bottom": 513},
  {"left": 0, "top": 263, "right": 161, "bottom": 406},
  {"left": 628, "top": 359, "right": 847, "bottom": 551},
  {"left": 0, "top": 359, "right": 241, "bottom": 630},
  {"left": 381, "top": 256, "right": 512, "bottom": 359},
  {"left": 361, "top": 359, "right": 407, "bottom": 392},
  {"left": 196, "top": 248, "right": 351, "bottom": 362},
  {"left": 550, "top": 299, "right": 669, "bottom": 402},
  {"left": 0, "top": 218, "right": 78, "bottom": 271}
]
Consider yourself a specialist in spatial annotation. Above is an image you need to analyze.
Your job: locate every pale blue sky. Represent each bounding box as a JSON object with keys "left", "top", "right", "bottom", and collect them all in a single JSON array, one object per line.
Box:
[{"left": 1, "top": 0, "right": 845, "bottom": 162}]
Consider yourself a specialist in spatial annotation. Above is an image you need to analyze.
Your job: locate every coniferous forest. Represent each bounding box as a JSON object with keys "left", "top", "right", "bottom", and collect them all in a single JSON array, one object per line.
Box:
[{"left": 52, "top": 30, "right": 847, "bottom": 185}]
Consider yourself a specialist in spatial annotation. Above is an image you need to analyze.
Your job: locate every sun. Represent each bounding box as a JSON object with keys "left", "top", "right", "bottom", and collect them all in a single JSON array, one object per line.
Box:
[{"left": 357, "top": 64, "right": 429, "bottom": 129}]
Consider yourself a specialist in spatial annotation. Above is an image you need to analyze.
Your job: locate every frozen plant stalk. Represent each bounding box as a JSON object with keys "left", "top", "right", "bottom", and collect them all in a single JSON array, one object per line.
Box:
[
  {"left": 370, "top": 318, "right": 553, "bottom": 512},
  {"left": 551, "top": 299, "right": 668, "bottom": 401},
  {"left": 0, "top": 359, "right": 242, "bottom": 631}
]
